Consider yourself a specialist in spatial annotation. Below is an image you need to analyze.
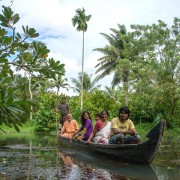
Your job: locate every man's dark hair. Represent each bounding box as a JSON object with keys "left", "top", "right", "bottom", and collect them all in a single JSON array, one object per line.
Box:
[{"left": 119, "top": 106, "right": 130, "bottom": 119}]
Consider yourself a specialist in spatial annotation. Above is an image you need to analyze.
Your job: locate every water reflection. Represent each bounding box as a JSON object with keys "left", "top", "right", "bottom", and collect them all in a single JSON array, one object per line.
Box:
[
  {"left": 0, "top": 133, "right": 179, "bottom": 179},
  {"left": 59, "top": 151, "right": 158, "bottom": 180},
  {"left": 152, "top": 137, "right": 180, "bottom": 180},
  {"left": 60, "top": 153, "right": 81, "bottom": 179}
]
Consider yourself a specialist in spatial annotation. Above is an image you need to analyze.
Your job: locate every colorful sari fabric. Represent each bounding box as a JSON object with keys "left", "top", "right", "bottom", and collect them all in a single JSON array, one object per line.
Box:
[{"left": 92, "top": 121, "right": 111, "bottom": 144}]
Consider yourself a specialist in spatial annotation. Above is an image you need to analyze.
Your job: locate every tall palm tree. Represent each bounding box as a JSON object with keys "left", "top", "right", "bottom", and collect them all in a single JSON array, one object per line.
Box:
[
  {"left": 94, "top": 24, "right": 138, "bottom": 106},
  {"left": 72, "top": 8, "right": 92, "bottom": 109},
  {"left": 71, "top": 72, "right": 101, "bottom": 94}
]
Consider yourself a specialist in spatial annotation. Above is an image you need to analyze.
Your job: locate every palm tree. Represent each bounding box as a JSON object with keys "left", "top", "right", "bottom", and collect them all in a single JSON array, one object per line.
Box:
[
  {"left": 49, "top": 75, "right": 69, "bottom": 95},
  {"left": 102, "top": 86, "right": 122, "bottom": 106},
  {"left": 72, "top": 8, "right": 92, "bottom": 109},
  {"left": 71, "top": 72, "right": 101, "bottom": 94},
  {"left": 103, "top": 86, "right": 117, "bottom": 99},
  {"left": 94, "top": 24, "right": 137, "bottom": 106}
]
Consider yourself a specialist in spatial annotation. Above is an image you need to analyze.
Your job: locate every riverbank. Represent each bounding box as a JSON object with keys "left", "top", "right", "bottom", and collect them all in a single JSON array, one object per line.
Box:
[{"left": 1, "top": 120, "right": 179, "bottom": 137}]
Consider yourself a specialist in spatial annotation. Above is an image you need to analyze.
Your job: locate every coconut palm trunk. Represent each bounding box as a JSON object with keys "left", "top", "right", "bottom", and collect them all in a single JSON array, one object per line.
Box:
[
  {"left": 124, "top": 80, "right": 129, "bottom": 106},
  {"left": 81, "top": 30, "right": 85, "bottom": 110}
]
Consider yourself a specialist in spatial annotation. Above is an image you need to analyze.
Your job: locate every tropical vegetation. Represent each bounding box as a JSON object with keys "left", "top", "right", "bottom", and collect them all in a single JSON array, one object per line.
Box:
[
  {"left": 94, "top": 19, "right": 180, "bottom": 127},
  {"left": 0, "top": 4, "right": 179, "bottom": 133},
  {"left": 0, "top": 5, "right": 65, "bottom": 131},
  {"left": 71, "top": 72, "right": 101, "bottom": 94}
]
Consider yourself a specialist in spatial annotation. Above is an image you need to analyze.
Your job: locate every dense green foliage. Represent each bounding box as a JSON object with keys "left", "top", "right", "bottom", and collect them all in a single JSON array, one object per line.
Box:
[
  {"left": 95, "top": 18, "right": 180, "bottom": 128},
  {"left": 0, "top": 4, "right": 179, "bottom": 132},
  {"left": 33, "top": 93, "right": 59, "bottom": 131},
  {"left": 33, "top": 91, "right": 120, "bottom": 131},
  {"left": 69, "top": 91, "right": 121, "bottom": 124},
  {"left": 130, "top": 19, "right": 180, "bottom": 128},
  {"left": 0, "top": 6, "right": 65, "bottom": 131}
]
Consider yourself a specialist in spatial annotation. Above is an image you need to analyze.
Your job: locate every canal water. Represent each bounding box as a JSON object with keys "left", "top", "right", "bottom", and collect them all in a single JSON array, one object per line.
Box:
[{"left": 0, "top": 133, "right": 179, "bottom": 180}]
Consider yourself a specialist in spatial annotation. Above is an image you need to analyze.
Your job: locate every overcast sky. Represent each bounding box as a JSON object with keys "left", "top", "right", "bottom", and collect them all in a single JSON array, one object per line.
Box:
[{"left": 1, "top": 0, "right": 180, "bottom": 95}]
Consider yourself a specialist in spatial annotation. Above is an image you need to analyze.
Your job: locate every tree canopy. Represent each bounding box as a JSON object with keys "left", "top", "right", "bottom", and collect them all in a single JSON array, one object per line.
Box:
[
  {"left": 95, "top": 18, "right": 180, "bottom": 127},
  {"left": 0, "top": 6, "right": 65, "bottom": 131}
]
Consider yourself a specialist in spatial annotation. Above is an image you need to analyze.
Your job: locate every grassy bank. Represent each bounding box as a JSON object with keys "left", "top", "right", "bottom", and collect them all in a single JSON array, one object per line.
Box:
[
  {"left": 1, "top": 121, "right": 179, "bottom": 137},
  {"left": 0, "top": 121, "right": 36, "bottom": 133}
]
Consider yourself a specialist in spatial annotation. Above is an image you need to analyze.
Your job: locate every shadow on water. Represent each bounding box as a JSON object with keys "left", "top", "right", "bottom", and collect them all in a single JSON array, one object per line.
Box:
[{"left": 0, "top": 133, "right": 180, "bottom": 179}]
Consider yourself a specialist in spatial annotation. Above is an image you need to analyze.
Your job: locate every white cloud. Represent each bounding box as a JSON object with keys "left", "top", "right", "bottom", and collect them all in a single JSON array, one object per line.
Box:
[{"left": 1, "top": 0, "right": 179, "bottom": 96}]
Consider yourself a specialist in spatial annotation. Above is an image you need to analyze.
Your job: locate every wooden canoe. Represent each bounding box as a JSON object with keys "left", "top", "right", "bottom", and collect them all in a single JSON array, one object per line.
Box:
[{"left": 58, "top": 120, "right": 166, "bottom": 165}]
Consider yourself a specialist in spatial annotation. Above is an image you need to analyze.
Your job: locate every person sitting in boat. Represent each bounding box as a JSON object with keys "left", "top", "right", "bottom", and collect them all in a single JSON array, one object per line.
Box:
[
  {"left": 72, "top": 111, "right": 93, "bottom": 141},
  {"left": 94, "top": 113, "right": 102, "bottom": 121},
  {"left": 86, "top": 110, "right": 111, "bottom": 144},
  {"left": 109, "top": 106, "right": 140, "bottom": 144},
  {"left": 61, "top": 113, "right": 79, "bottom": 138}
]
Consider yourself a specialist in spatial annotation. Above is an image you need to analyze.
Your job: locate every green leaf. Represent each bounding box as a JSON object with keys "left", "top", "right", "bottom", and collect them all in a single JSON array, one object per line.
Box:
[
  {"left": 7, "top": 96, "right": 13, "bottom": 105},
  {"left": 0, "top": 58, "right": 8, "bottom": 63},
  {"left": 3, "top": 6, "right": 13, "bottom": 19},
  {"left": 0, "top": 28, "right": 7, "bottom": 36},
  {"left": 13, "top": 124, "right": 20, "bottom": 132},
  {"left": 12, "top": 14, "right": 20, "bottom": 24},
  {"left": 0, "top": 22, "right": 9, "bottom": 27},
  {"left": 16, "top": 32, "right": 21, "bottom": 39},
  {"left": 22, "top": 25, "right": 26, "bottom": 33}
]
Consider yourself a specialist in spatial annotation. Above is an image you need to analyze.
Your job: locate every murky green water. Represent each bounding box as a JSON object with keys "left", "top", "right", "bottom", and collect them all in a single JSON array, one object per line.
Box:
[{"left": 0, "top": 133, "right": 179, "bottom": 180}]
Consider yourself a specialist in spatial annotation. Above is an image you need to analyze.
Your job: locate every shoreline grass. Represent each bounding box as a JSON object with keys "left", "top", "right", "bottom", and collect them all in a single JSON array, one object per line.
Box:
[{"left": 1, "top": 121, "right": 179, "bottom": 137}]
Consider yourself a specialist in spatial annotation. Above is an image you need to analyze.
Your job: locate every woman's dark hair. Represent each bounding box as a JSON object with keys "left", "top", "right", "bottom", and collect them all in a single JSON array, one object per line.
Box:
[
  {"left": 119, "top": 106, "right": 130, "bottom": 119},
  {"left": 95, "top": 113, "right": 102, "bottom": 119},
  {"left": 81, "top": 111, "right": 92, "bottom": 126},
  {"left": 101, "top": 110, "right": 109, "bottom": 116}
]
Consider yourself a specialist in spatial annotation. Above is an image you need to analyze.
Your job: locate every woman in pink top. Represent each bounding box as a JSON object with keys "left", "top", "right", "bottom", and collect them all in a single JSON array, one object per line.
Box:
[{"left": 61, "top": 114, "right": 79, "bottom": 138}]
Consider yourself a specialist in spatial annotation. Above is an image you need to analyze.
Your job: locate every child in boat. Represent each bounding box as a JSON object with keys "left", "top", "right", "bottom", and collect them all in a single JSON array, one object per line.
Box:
[
  {"left": 61, "top": 114, "right": 79, "bottom": 138},
  {"left": 86, "top": 110, "right": 111, "bottom": 144},
  {"left": 95, "top": 113, "right": 102, "bottom": 121},
  {"left": 72, "top": 111, "right": 93, "bottom": 141},
  {"left": 109, "top": 106, "right": 140, "bottom": 144}
]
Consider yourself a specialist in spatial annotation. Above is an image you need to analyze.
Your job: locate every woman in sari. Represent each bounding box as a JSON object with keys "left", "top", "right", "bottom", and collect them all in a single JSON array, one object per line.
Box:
[{"left": 86, "top": 110, "right": 111, "bottom": 144}]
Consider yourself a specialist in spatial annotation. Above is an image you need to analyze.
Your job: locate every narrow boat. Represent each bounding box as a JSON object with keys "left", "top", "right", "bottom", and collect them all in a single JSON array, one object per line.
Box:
[{"left": 58, "top": 120, "right": 166, "bottom": 165}]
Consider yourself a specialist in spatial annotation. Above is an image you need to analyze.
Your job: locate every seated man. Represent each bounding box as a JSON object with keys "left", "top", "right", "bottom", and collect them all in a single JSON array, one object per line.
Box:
[
  {"left": 61, "top": 114, "right": 79, "bottom": 138},
  {"left": 109, "top": 106, "right": 140, "bottom": 144}
]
